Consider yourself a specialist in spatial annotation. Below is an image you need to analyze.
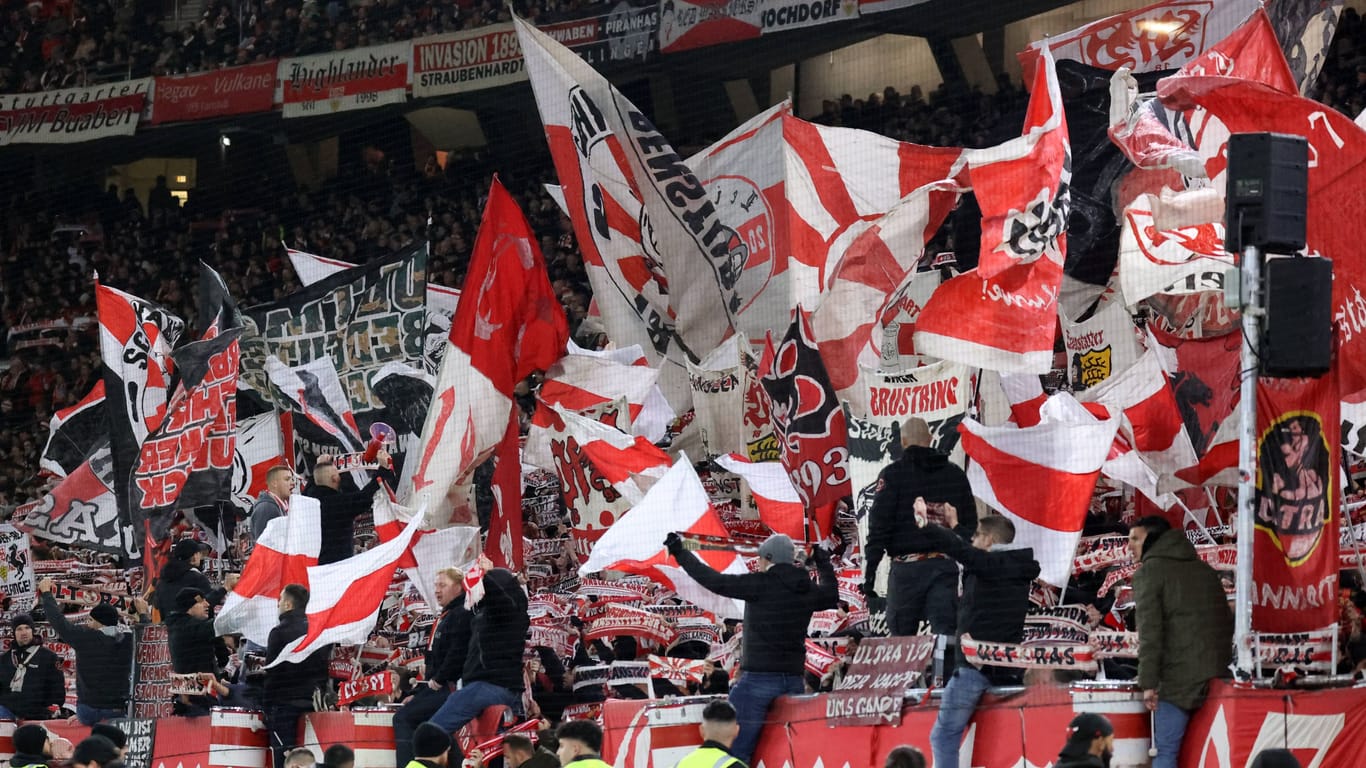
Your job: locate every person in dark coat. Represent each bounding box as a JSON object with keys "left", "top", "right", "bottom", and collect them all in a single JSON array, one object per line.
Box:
[
  {"left": 264, "top": 583, "right": 332, "bottom": 768},
  {"left": 665, "top": 532, "right": 839, "bottom": 766},
  {"left": 1053, "top": 713, "right": 1114, "bottom": 768},
  {"left": 10, "top": 723, "right": 53, "bottom": 768},
  {"left": 154, "top": 539, "right": 221, "bottom": 621},
  {"left": 426, "top": 562, "right": 528, "bottom": 743},
  {"left": 393, "top": 567, "right": 471, "bottom": 768},
  {"left": 864, "top": 417, "right": 978, "bottom": 674},
  {"left": 1130, "top": 515, "right": 1233, "bottom": 768},
  {"left": 167, "top": 587, "right": 222, "bottom": 717},
  {"left": 0, "top": 613, "right": 65, "bottom": 720},
  {"left": 250, "top": 466, "right": 296, "bottom": 542},
  {"left": 37, "top": 578, "right": 134, "bottom": 725},
  {"left": 924, "top": 512, "right": 1040, "bottom": 768},
  {"left": 305, "top": 451, "right": 398, "bottom": 564}
]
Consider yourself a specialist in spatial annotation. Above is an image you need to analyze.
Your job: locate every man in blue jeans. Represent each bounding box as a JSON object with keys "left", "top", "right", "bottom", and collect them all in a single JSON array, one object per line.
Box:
[
  {"left": 920, "top": 509, "right": 1039, "bottom": 768},
  {"left": 665, "top": 532, "right": 838, "bottom": 765},
  {"left": 426, "top": 562, "right": 529, "bottom": 746}
]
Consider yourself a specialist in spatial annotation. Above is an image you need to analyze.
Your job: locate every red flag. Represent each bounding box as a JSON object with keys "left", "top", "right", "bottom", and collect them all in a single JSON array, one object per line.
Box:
[
  {"left": 402, "top": 176, "right": 568, "bottom": 523},
  {"left": 914, "top": 48, "right": 1070, "bottom": 374},
  {"left": 1253, "top": 373, "right": 1340, "bottom": 633},
  {"left": 1157, "top": 76, "right": 1366, "bottom": 396},
  {"left": 1174, "top": 8, "right": 1295, "bottom": 92},
  {"left": 485, "top": 415, "right": 523, "bottom": 571}
]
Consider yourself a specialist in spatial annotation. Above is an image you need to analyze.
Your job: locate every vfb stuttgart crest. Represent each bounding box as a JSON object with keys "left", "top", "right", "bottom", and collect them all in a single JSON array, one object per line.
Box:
[
  {"left": 1074, "top": 346, "right": 1112, "bottom": 389},
  {"left": 698, "top": 174, "right": 775, "bottom": 315},
  {"left": 1256, "top": 414, "right": 1331, "bottom": 566}
]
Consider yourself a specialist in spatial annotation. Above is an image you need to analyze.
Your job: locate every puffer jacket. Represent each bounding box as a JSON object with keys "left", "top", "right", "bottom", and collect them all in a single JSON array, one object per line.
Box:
[
  {"left": 864, "top": 446, "right": 977, "bottom": 591},
  {"left": 1134, "top": 530, "right": 1233, "bottom": 710}
]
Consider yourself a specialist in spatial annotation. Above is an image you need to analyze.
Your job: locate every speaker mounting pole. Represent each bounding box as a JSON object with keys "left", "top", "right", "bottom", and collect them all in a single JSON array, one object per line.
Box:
[{"left": 1233, "top": 243, "right": 1261, "bottom": 679}]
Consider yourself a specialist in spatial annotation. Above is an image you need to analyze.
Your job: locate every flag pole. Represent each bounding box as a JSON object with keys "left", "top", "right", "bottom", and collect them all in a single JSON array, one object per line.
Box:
[{"left": 1232, "top": 242, "right": 1262, "bottom": 679}]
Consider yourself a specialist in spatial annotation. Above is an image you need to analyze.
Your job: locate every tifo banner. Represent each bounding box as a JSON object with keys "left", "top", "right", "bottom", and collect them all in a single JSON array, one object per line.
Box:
[
  {"left": 243, "top": 244, "right": 427, "bottom": 418},
  {"left": 758, "top": 0, "right": 856, "bottom": 32},
  {"left": 658, "top": 0, "right": 762, "bottom": 53},
  {"left": 1060, "top": 299, "right": 1141, "bottom": 392},
  {"left": 150, "top": 61, "right": 276, "bottom": 124},
  {"left": 279, "top": 42, "right": 410, "bottom": 118},
  {"left": 541, "top": 1, "right": 660, "bottom": 64},
  {"left": 412, "top": 25, "right": 525, "bottom": 98},
  {"left": 131, "top": 624, "right": 173, "bottom": 718},
  {"left": 18, "top": 446, "right": 139, "bottom": 560},
  {"left": 0, "top": 79, "right": 151, "bottom": 145},
  {"left": 0, "top": 524, "right": 36, "bottom": 611},
  {"left": 687, "top": 336, "right": 777, "bottom": 462},
  {"left": 1254, "top": 374, "right": 1340, "bottom": 633},
  {"left": 827, "top": 636, "right": 933, "bottom": 726}
]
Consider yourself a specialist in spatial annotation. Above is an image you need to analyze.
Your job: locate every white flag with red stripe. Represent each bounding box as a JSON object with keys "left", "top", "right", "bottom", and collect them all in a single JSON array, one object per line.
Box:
[
  {"left": 532, "top": 340, "right": 673, "bottom": 442},
  {"left": 373, "top": 492, "right": 479, "bottom": 613},
  {"left": 580, "top": 457, "right": 745, "bottom": 619},
  {"left": 1080, "top": 348, "right": 1198, "bottom": 505},
  {"left": 266, "top": 509, "right": 424, "bottom": 666},
  {"left": 715, "top": 453, "right": 804, "bottom": 540},
  {"left": 959, "top": 394, "right": 1119, "bottom": 586},
  {"left": 214, "top": 494, "right": 321, "bottom": 645}
]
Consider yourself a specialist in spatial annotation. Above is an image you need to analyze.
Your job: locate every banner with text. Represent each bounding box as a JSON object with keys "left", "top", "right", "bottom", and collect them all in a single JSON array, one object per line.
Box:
[
  {"left": 541, "top": 1, "right": 660, "bottom": 65},
  {"left": 0, "top": 79, "right": 151, "bottom": 145},
  {"left": 412, "top": 25, "right": 525, "bottom": 98},
  {"left": 151, "top": 61, "right": 276, "bottom": 125},
  {"left": 280, "top": 42, "right": 409, "bottom": 118},
  {"left": 758, "top": 0, "right": 857, "bottom": 34},
  {"left": 659, "top": 0, "right": 762, "bottom": 53}
]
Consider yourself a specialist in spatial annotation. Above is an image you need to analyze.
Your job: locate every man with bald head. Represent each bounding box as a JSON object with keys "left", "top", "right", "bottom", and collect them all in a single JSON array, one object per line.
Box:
[
  {"left": 305, "top": 451, "right": 397, "bottom": 564},
  {"left": 863, "top": 417, "right": 977, "bottom": 680}
]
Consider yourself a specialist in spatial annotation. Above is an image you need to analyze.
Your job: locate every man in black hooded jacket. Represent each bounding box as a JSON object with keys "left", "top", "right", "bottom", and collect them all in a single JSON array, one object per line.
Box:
[
  {"left": 38, "top": 578, "right": 133, "bottom": 725},
  {"left": 665, "top": 531, "right": 838, "bottom": 766},
  {"left": 264, "top": 583, "right": 331, "bottom": 768},
  {"left": 153, "top": 539, "right": 227, "bottom": 621},
  {"left": 864, "top": 418, "right": 977, "bottom": 639},
  {"left": 427, "top": 562, "right": 528, "bottom": 743},
  {"left": 305, "top": 452, "right": 398, "bottom": 564}
]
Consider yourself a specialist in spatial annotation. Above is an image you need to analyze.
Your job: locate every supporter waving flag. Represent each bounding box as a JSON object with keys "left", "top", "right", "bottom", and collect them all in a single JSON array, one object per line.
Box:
[
  {"left": 958, "top": 394, "right": 1120, "bottom": 586},
  {"left": 40, "top": 380, "right": 106, "bottom": 478},
  {"left": 400, "top": 176, "right": 568, "bottom": 527}
]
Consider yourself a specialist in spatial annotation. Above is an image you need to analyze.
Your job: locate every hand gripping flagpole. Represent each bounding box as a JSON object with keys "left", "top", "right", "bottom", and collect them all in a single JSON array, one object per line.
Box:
[{"left": 1232, "top": 241, "right": 1262, "bottom": 679}]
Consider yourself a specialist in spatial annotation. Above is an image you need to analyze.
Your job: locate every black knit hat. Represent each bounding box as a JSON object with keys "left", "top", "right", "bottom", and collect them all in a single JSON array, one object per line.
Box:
[
  {"left": 412, "top": 723, "right": 450, "bottom": 759},
  {"left": 90, "top": 603, "right": 120, "bottom": 627},
  {"left": 175, "top": 587, "right": 206, "bottom": 614},
  {"left": 13, "top": 724, "right": 49, "bottom": 756},
  {"left": 11, "top": 613, "right": 35, "bottom": 632},
  {"left": 72, "top": 735, "right": 120, "bottom": 767}
]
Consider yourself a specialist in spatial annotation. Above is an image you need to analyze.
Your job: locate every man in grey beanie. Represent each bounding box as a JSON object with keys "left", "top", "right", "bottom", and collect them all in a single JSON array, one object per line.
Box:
[{"left": 665, "top": 531, "right": 838, "bottom": 765}]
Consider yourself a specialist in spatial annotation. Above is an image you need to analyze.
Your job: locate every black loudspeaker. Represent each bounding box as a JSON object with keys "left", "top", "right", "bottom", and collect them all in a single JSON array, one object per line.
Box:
[
  {"left": 1225, "top": 133, "right": 1308, "bottom": 254},
  {"left": 1262, "top": 257, "right": 1333, "bottom": 378}
]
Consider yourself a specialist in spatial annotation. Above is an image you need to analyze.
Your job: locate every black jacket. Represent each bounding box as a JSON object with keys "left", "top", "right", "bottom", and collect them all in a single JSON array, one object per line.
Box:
[
  {"left": 10, "top": 752, "right": 49, "bottom": 768},
  {"left": 166, "top": 611, "right": 220, "bottom": 675},
  {"left": 264, "top": 606, "right": 331, "bottom": 705},
  {"left": 0, "top": 639, "right": 65, "bottom": 719},
  {"left": 462, "top": 568, "right": 529, "bottom": 691},
  {"left": 1053, "top": 753, "right": 1106, "bottom": 768},
  {"left": 674, "top": 548, "right": 838, "bottom": 675},
  {"left": 426, "top": 599, "right": 472, "bottom": 687},
  {"left": 304, "top": 469, "right": 396, "bottom": 564},
  {"left": 40, "top": 592, "right": 133, "bottom": 709},
  {"left": 864, "top": 446, "right": 977, "bottom": 589},
  {"left": 153, "top": 559, "right": 220, "bottom": 622},
  {"left": 922, "top": 525, "right": 1040, "bottom": 684}
]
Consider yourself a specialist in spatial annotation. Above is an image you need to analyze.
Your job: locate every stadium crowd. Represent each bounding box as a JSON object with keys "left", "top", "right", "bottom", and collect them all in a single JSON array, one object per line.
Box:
[{"left": 2, "top": 5, "right": 1366, "bottom": 768}]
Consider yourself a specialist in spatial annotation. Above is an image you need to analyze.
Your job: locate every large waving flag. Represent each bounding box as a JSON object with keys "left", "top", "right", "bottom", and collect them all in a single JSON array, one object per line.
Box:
[
  {"left": 913, "top": 48, "right": 1069, "bottom": 373},
  {"left": 230, "top": 411, "right": 290, "bottom": 513},
  {"left": 959, "top": 394, "right": 1120, "bottom": 586},
  {"left": 1117, "top": 191, "right": 1230, "bottom": 308},
  {"left": 580, "top": 458, "right": 745, "bottom": 619},
  {"left": 264, "top": 356, "right": 365, "bottom": 453},
  {"left": 373, "top": 493, "right": 480, "bottom": 613},
  {"left": 1158, "top": 74, "right": 1366, "bottom": 397},
  {"left": 266, "top": 509, "right": 424, "bottom": 667},
  {"left": 401, "top": 176, "right": 568, "bottom": 527},
  {"left": 759, "top": 310, "right": 851, "bottom": 540},
  {"left": 809, "top": 179, "right": 961, "bottom": 398},
  {"left": 40, "top": 380, "right": 106, "bottom": 478},
  {"left": 1172, "top": 7, "right": 1295, "bottom": 92},
  {"left": 215, "top": 494, "right": 321, "bottom": 645},
  {"left": 714, "top": 453, "right": 804, "bottom": 540},
  {"left": 532, "top": 340, "right": 674, "bottom": 443}
]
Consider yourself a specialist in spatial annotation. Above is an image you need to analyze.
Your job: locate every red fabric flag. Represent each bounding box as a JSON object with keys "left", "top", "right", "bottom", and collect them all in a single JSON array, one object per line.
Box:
[
  {"left": 485, "top": 415, "right": 524, "bottom": 571},
  {"left": 1253, "top": 373, "right": 1341, "bottom": 633}
]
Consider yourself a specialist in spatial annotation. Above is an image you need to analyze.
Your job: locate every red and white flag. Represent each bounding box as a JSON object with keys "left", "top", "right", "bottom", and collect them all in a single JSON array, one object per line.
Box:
[
  {"left": 401, "top": 176, "right": 568, "bottom": 526},
  {"left": 486, "top": 415, "right": 523, "bottom": 571},
  {"left": 959, "top": 394, "right": 1120, "bottom": 586},
  {"left": 715, "top": 453, "right": 804, "bottom": 540},
  {"left": 215, "top": 494, "right": 321, "bottom": 645},
  {"left": 810, "top": 179, "right": 962, "bottom": 398},
  {"left": 266, "top": 509, "right": 424, "bottom": 666},
  {"left": 532, "top": 339, "right": 674, "bottom": 443},
  {"left": 1019, "top": 0, "right": 1259, "bottom": 80},
  {"left": 580, "top": 457, "right": 746, "bottom": 619},
  {"left": 648, "top": 654, "right": 709, "bottom": 686},
  {"left": 40, "top": 380, "right": 106, "bottom": 478},
  {"left": 1117, "top": 192, "right": 1230, "bottom": 308},
  {"left": 230, "top": 410, "right": 288, "bottom": 513},
  {"left": 373, "top": 492, "right": 480, "bottom": 613},
  {"left": 1172, "top": 7, "right": 1296, "bottom": 92},
  {"left": 914, "top": 48, "right": 1069, "bottom": 374},
  {"left": 547, "top": 406, "right": 671, "bottom": 563},
  {"left": 1081, "top": 348, "right": 1198, "bottom": 505}
]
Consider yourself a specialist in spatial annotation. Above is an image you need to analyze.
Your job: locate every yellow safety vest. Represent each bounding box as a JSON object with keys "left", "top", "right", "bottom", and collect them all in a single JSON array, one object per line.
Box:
[
  {"left": 565, "top": 759, "right": 613, "bottom": 768},
  {"left": 675, "top": 745, "right": 746, "bottom": 768}
]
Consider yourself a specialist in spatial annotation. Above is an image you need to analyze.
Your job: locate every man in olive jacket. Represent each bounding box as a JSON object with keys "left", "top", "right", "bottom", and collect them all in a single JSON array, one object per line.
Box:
[{"left": 1130, "top": 516, "right": 1233, "bottom": 768}]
